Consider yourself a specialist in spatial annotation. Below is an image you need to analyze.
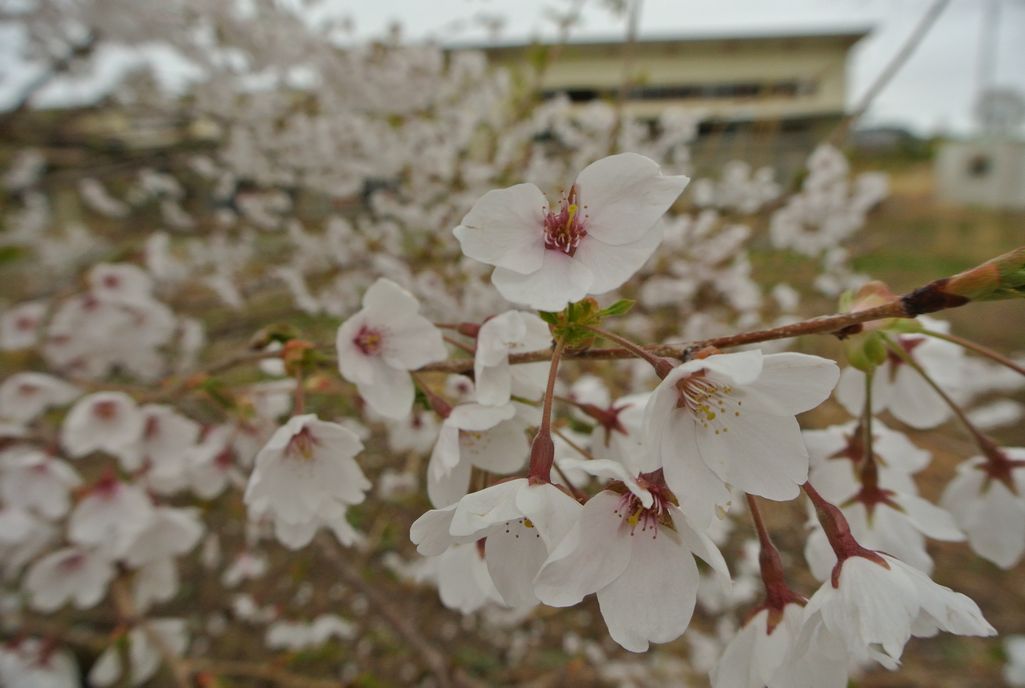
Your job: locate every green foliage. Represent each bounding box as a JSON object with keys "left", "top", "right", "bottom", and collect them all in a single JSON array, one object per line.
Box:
[{"left": 540, "top": 298, "right": 635, "bottom": 346}]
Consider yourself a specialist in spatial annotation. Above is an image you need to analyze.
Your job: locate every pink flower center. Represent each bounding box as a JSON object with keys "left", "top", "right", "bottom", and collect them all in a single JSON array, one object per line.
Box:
[
  {"left": 14, "top": 315, "right": 37, "bottom": 331},
  {"left": 543, "top": 185, "right": 587, "bottom": 256},
  {"left": 287, "top": 427, "right": 318, "bottom": 460},
  {"left": 59, "top": 552, "right": 86, "bottom": 572},
  {"left": 613, "top": 484, "right": 673, "bottom": 538},
  {"left": 353, "top": 325, "right": 384, "bottom": 356},
  {"left": 102, "top": 274, "right": 121, "bottom": 289},
  {"left": 92, "top": 400, "right": 119, "bottom": 421}
]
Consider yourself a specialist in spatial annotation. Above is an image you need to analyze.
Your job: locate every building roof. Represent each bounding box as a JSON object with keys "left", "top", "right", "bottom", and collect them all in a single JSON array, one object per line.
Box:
[{"left": 448, "top": 24, "right": 872, "bottom": 52}]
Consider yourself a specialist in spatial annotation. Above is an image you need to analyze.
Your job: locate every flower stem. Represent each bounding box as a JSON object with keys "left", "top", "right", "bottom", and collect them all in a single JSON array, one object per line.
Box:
[
  {"left": 527, "top": 337, "right": 567, "bottom": 483},
  {"left": 922, "top": 328, "right": 1025, "bottom": 378},
  {"left": 883, "top": 337, "right": 997, "bottom": 458},
  {"left": 858, "top": 370, "right": 880, "bottom": 491},
  {"left": 293, "top": 371, "right": 305, "bottom": 415},
  {"left": 746, "top": 494, "right": 804, "bottom": 614},
  {"left": 585, "top": 325, "right": 674, "bottom": 378}
]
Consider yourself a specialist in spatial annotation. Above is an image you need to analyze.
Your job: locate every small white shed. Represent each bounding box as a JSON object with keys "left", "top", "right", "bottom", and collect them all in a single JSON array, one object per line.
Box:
[{"left": 935, "top": 139, "right": 1025, "bottom": 210}]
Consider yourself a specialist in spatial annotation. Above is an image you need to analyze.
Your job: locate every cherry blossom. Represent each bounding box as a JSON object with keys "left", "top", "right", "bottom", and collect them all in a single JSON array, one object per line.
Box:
[
  {"left": 453, "top": 153, "right": 690, "bottom": 311},
  {"left": 0, "top": 448, "right": 81, "bottom": 519},
  {"left": 411, "top": 478, "right": 581, "bottom": 609},
  {"left": 798, "top": 552, "right": 994, "bottom": 665},
  {"left": 336, "top": 278, "right": 447, "bottom": 419},
  {"left": 0, "top": 372, "right": 80, "bottom": 425},
  {"left": 0, "top": 639, "right": 80, "bottom": 688},
  {"left": 24, "top": 546, "right": 115, "bottom": 612},
  {"left": 244, "top": 414, "right": 369, "bottom": 549},
  {"left": 534, "top": 476, "right": 729, "bottom": 652},
  {"left": 426, "top": 401, "right": 530, "bottom": 507},
  {"left": 413, "top": 542, "right": 505, "bottom": 614},
  {"left": 0, "top": 300, "right": 47, "bottom": 351},
  {"left": 61, "top": 391, "right": 144, "bottom": 461},
  {"left": 68, "top": 475, "right": 155, "bottom": 558},
  {"left": 941, "top": 448, "right": 1025, "bottom": 569},
  {"left": 643, "top": 350, "right": 839, "bottom": 527}
]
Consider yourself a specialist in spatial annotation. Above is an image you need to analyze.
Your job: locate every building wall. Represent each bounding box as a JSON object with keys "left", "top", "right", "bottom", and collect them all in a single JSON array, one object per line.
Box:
[
  {"left": 936, "top": 140, "right": 1025, "bottom": 209},
  {"left": 485, "top": 35, "right": 860, "bottom": 122}
]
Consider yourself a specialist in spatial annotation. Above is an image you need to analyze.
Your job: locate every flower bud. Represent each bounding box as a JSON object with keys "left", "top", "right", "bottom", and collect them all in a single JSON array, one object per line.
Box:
[{"left": 903, "top": 246, "right": 1025, "bottom": 315}]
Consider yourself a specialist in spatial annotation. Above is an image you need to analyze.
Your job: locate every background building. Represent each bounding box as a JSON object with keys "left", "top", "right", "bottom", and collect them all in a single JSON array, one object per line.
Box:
[{"left": 467, "top": 26, "right": 870, "bottom": 172}]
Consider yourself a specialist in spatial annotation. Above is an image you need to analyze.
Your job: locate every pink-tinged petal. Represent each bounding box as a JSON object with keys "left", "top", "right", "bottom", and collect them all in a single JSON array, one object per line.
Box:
[
  {"left": 573, "top": 223, "right": 663, "bottom": 295},
  {"left": 886, "top": 556, "right": 995, "bottom": 638},
  {"left": 659, "top": 414, "right": 731, "bottom": 530},
  {"left": 534, "top": 491, "right": 633, "bottom": 607},
  {"left": 745, "top": 353, "right": 839, "bottom": 415},
  {"left": 362, "top": 278, "right": 420, "bottom": 321},
  {"left": 835, "top": 366, "right": 893, "bottom": 419},
  {"left": 575, "top": 153, "right": 689, "bottom": 246},
  {"left": 453, "top": 184, "right": 547, "bottom": 273},
  {"left": 828, "top": 557, "right": 918, "bottom": 659},
  {"left": 449, "top": 403, "right": 516, "bottom": 432},
  {"left": 461, "top": 418, "right": 528, "bottom": 475},
  {"left": 888, "top": 365, "right": 951, "bottom": 429},
  {"left": 695, "top": 409, "right": 806, "bottom": 501},
  {"left": 409, "top": 504, "right": 459, "bottom": 556},
  {"left": 475, "top": 311, "right": 528, "bottom": 366},
  {"left": 596, "top": 526, "right": 699, "bottom": 652},
  {"left": 427, "top": 449, "right": 472, "bottom": 508},
  {"left": 894, "top": 493, "right": 964, "bottom": 542},
  {"left": 383, "top": 315, "right": 447, "bottom": 369},
  {"left": 514, "top": 482, "right": 582, "bottom": 548},
  {"left": 670, "top": 506, "right": 731, "bottom": 583},
  {"left": 358, "top": 359, "right": 414, "bottom": 419},
  {"left": 491, "top": 249, "right": 593, "bottom": 312},
  {"left": 484, "top": 518, "right": 547, "bottom": 608},
  {"left": 449, "top": 479, "right": 527, "bottom": 537},
  {"left": 941, "top": 460, "right": 1025, "bottom": 569},
  {"left": 699, "top": 349, "right": 765, "bottom": 386},
  {"left": 559, "top": 458, "right": 653, "bottom": 507}
]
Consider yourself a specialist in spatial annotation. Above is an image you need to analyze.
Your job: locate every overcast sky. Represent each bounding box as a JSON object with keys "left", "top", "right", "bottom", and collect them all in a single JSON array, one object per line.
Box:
[{"left": 1, "top": 0, "right": 1023, "bottom": 134}]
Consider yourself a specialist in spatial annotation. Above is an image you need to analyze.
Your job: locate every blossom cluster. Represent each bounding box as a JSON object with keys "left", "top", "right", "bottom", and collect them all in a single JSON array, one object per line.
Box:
[{"left": 0, "top": 3, "right": 1023, "bottom": 685}]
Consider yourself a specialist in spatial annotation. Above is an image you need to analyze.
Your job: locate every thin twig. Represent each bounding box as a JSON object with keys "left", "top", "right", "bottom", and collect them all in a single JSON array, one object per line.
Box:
[{"left": 416, "top": 300, "right": 909, "bottom": 374}]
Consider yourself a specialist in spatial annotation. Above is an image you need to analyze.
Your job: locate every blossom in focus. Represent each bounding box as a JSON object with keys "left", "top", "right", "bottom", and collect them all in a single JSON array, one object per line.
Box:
[
  {"left": 336, "top": 278, "right": 447, "bottom": 419},
  {"left": 453, "top": 153, "right": 689, "bottom": 311},
  {"left": 534, "top": 471, "right": 729, "bottom": 652},
  {"left": 411, "top": 478, "right": 581, "bottom": 609},
  {"left": 243, "top": 414, "right": 369, "bottom": 549},
  {"left": 798, "top": 552, "right": 994, "bottom": 666},
  {"left": 643, "top": 350, "right": 839, "bottom": 528}
]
